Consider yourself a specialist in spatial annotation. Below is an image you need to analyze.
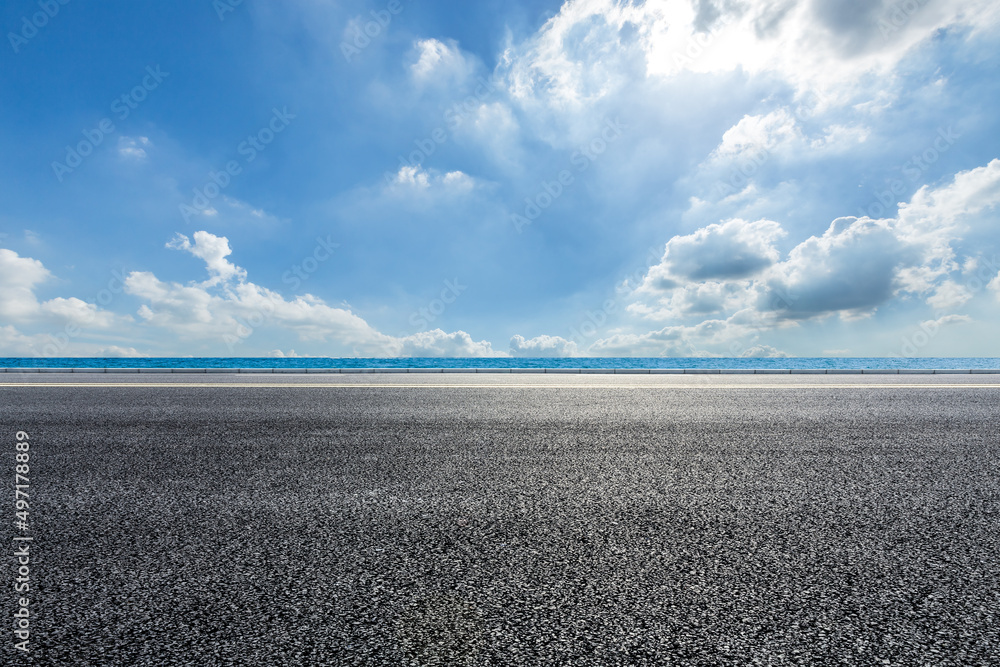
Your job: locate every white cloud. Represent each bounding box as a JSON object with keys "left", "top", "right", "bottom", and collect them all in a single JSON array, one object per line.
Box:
[
  {"left": 695, "top": 110, "right": 871, "bottom": 202},
  {"left": 389, "top": 165, "right": 477, "bottom": 192},
  {"left": 390, "top": 329, "right": 499, "bottom": 357},
  {"left": 0, "top": 248, "right": 50, "bottom": 321},
  {"left": 642, "top": 218, "right": 785, "bottom": 287},
  {"left": 166, "top": 232, "right": 247, "bottom": 284},
  {"left": 0, "top": 248, "right": 116, "bottom": 329},
  {"left": 410, "top": 38, "right": 476, "bottom": 85},
  {"left": 394, "top": 165, "right": 431, "bottom": 188},
  {"left": 765, "top": 216, "right": 909, "bottom": 319},
  {"left": 635, "top": 218, "right": 787, "bottom": 319},
  {"left": 501, "top": 0, "right": 1000, "bottom": 109},
  {"left": 989, "top": 273, "right": 1000, "bottom": 299},
  {"left": 587, "top": 324, "right": 707, "bottom": 357},
  {"left": 118, "top": 136, "right": 150, "bottom": 160},
  {"left": 509, "top": 334, "right": 580, "bottom": 357},
  {"left": 441, "top": 170, "right": 475, "bottom": 189},
  {"left": 125, "top": 231, "right": 496, "bottom": 357},
  {"left": 458, "top": 101, "right": 522, "bottom": 167},
  {"left": 0, "top": 324, "right": 141, "bottom": 357},
  {"left": 739, "top": 344, "right": 790, "bottom": 358},
  {"left": 709, "top": 109, "right": 869, "bottom": 162},
  {"left": 124, "top": 268, "right": 383, "bottom": 348},
  {"left": 926, "top": 280, "right": 972, "bottom": 310},
  {"left": 0, "top": 325, "right": 43, "bottom": 356},
  {"left": 39, "top": 297, "right": 116, "bottom": 328},
  {"left": 897, "top": 157, "right": 1000, "bottom": 238},
  {"left": 927, "top": 314, "right": 972, "bottom": 327},
  {"left": 714, "top": 110, "right": 802, "bottom": 158},
  {"left": 622, "top": 159, "right": 1000, "bottom": 353},
  {"left": 101, "top": 345, "right": 143, "bottom": 357},
  {"left": 895, "top": 158, "right": 1000, "bottom": 292}
]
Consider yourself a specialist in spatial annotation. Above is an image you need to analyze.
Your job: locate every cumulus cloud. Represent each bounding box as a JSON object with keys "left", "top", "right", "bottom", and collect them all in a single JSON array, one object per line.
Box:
[
  {"left": 126, "top": 240, "right": 384, "bottom": 349},
  {"left": 764, "top": 216, "right": 911, "bottom": 319},
  {"left": 926, "top": 280, "right": 973, "bottom": 310},
  {"left": 587, "top": 323, "right": 713, "bottom": 357},
  {"left": 894, "top": 159, "right": 1000, "bottom": 293},
  {"left": 739, "top": 344, "right": 791, "bottom": 358},
  {"left": 986, "top": 266, "right": 1000, "bottom": 297},
  {"left": 713, "top": 110, "right": 803, "bottom": 158},
  {"left": 632, "top": 218, "right": 786, "bottom": 320},
  {"left": 39, "top": 297, "right": 116, "bottom": 328},
  {"left": 0, "top": 248, "right": 129, "bottom": 355},
  {"left": 587, "top": 328, "right": 692, "bottom": 357},
  {"left": 641, "top": 218, "right": 785, "bottom": 288},
  {"left": 509, "top": 334, "right": 580, "bottom": 357},
  {"left": 0, "top": 248, "right": 117, "bottom": 329},
  {"left": 622, "top": 159, "right": 1000, "bottom": 353},
  {"left": 0, "top": 248, "right": 50, "bottom": 321},
  {"left": 501, "top": 0, "right": 1000, "bottom": 107},
  {"left": 388, "top": 165, "right": 477, "bottom": 192},
  {"left": 707, "top": 107, "right": 868, "bottom": 164},
  {"left": 269, "top": 349, "right": 307, "bottom": 358},
  {"left": 391, "top": 329, "right": 499, "bottom": 357},
  {"left": 0, "top": 324, "right": 141, "bottom": 357},
  {"left": 125, "top": 231, "right": 497, "bottom": 356},
  {"left": 692, "top": 109, "right": 871, "bottom": 204},
  {"left": 166, "top": 231, "right": 246, "bottom": 284}
]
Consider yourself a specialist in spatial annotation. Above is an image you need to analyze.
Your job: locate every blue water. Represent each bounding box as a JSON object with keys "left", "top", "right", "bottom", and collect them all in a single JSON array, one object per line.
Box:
[{"left": 2, "top": 357, "right": 999, "bottom": 369}]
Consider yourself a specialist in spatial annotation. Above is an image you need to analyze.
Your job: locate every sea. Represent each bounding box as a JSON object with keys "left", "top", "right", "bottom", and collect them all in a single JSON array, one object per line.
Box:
[{"left": 2, "top": 357, "right": 999, "bottom": 370}]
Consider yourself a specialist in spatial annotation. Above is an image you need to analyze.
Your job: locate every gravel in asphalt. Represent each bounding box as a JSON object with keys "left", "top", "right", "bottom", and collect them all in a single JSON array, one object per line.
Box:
[{"left": 3, "top": 377, "right": 999, "bottom": 665}]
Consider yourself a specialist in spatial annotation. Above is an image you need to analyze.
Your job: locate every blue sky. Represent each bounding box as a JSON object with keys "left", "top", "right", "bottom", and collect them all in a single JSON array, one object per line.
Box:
[{"left": 1, "top": 0, "right": 999, "bottom": 358}]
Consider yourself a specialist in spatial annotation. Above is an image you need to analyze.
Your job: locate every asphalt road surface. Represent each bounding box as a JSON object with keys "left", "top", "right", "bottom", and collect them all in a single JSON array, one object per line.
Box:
[{"left": 3, "top": 374, "right": 999, "bottom": 666}]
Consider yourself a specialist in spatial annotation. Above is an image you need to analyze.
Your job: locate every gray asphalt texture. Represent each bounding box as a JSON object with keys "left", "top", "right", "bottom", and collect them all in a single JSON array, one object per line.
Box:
[{"left": 3, "top": 376, "right": 1000, "bottom": 666}]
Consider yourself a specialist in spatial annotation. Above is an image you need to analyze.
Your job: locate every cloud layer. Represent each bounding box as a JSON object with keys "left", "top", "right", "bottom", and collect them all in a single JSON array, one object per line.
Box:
[{"left": 2, "top": 0, "right": 999, "bottom": 358}]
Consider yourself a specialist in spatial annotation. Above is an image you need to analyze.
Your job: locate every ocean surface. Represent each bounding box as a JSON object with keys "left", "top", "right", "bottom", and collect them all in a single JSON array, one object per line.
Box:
[{"left": 2, "top": 357, "right": 999, "bottom": 369}]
